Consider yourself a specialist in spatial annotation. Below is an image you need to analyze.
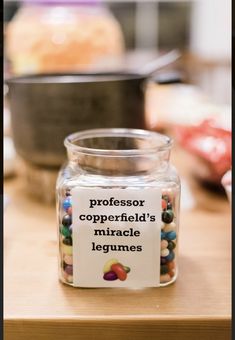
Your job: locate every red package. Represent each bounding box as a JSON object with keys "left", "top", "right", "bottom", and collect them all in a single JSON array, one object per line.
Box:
[{"left": 174, "top": 119, "right": 231, "bottom": 184}]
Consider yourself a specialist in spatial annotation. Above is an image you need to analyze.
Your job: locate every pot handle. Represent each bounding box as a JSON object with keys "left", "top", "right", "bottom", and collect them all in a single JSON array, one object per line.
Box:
[{"left": 139, "top": 49, "right": 181, "bottom": 77}]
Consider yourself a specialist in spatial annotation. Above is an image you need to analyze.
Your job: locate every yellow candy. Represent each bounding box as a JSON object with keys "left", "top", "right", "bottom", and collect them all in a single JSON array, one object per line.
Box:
[
  {"left": 67, "top": 275, "right": 73, "bottom": 283},
  {"left": 62, "top": 244, "right": 73, "bottom": 256},
  {"left": 103, "top": 258, "right": 118, "bottom": 273}
]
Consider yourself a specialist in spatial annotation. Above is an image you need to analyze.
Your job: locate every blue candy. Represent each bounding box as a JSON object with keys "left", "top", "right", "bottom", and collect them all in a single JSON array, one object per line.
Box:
[
  {"left": 63, "top": 197, "right": 72, "bottom": 211},
  {"left": 165, "top": 251, "right": 175, "bottom": 262},
  {"left": 166, "top": 231, "right": 176, "bottom": 241},
  {"left": 161, "top": 231, "right": 166, "bottom": 240}
]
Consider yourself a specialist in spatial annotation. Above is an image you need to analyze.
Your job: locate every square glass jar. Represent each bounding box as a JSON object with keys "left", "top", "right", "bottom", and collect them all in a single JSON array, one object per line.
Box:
[{"left": 56, "top": 128, "right": 180, "bottom": 287}]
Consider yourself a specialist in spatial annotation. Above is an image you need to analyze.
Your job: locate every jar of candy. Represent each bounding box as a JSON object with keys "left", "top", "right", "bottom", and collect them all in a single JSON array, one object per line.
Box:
[
  {"left": 6, "top": 0, "right": 125, "bottom": 75},
  {"left": 56, "top": 128, "right": 180, "bottom": 288}
]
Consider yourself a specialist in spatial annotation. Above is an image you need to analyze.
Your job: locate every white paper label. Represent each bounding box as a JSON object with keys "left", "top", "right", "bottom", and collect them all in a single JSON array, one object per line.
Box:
[{"left": 71, "top": 188, "right": 161, "bottom": 287}]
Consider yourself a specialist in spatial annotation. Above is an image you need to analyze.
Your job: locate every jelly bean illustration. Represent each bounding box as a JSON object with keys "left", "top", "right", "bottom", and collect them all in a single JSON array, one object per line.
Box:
[
  {"left": 103, "top": 259, "right": 130, "bottom": 281},
  {"left": 123, "top": 266, "right": 130, "bottom": 273},
  {"left": 111, "top": 263, "right": 127, "bottom": 281},
  {"left": 103, "top": 258, "right": 118, "bottom": 273},
  {"left": 103, "top": 271, "right": 118, "bottom": 281}
]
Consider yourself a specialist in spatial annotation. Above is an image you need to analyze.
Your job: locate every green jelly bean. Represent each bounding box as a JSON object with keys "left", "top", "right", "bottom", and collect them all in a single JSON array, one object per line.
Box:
[
  {"left": 61, "top": 226, "right": 71, "bottom": 237},
  {"left": 123, "top": 266, "right": 131, "bottom": 273},
  {"left": 167, "top": 240, "right": 176, "bottom": 251},
  {"left": 162, "top": 210, "right": 174, "bottom": 224}
]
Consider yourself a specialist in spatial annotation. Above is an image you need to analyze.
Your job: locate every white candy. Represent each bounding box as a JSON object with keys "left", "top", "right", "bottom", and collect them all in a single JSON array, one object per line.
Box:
[
  {"left": 161, "top": 248, "right": 170, "bottom": 257},
  {"left": 161, "top": 239, "right": 168, "bottom": 250}
]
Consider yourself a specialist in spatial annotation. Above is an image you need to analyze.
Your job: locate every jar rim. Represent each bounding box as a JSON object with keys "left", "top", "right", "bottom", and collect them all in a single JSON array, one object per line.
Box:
[{"left": 64, "top": 128, "right": 173, "bottom": 157}]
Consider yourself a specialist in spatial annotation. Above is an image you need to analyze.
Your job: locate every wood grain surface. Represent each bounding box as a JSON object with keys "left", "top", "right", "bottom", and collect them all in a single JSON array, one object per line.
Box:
[{"left": 4, "top": 147, "right": 231, "bottom": 340}]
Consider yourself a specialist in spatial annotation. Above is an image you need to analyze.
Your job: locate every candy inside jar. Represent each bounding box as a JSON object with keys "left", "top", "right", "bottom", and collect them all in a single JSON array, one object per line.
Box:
[
  {"left": 160, "top": 190, "right": 179, "bottom": 285},
  {"left": 59, "top": 193, "right": 73, "bottom": 283},
  {"left": 56, "top": 129, "right": 180, "bottom": 288}
]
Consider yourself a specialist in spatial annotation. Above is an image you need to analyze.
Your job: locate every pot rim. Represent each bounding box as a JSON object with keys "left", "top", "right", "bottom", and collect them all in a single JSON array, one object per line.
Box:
[{"left": 6, "top": 72, "right": 146, "bottom": 84}]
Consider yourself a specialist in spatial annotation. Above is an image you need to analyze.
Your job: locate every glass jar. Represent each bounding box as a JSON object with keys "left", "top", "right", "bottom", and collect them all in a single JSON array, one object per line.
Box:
[
  {"left": 6, "top": 0, "right": 125, "bottom": 75},
  {"left": 56, "top": 128, "right": 180, "bottom": 288}
]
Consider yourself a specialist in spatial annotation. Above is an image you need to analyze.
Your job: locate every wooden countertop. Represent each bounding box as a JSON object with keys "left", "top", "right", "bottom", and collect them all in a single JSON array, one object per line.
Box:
[{"left": 4, "top": 147, "right": 231, "bottom": 340}]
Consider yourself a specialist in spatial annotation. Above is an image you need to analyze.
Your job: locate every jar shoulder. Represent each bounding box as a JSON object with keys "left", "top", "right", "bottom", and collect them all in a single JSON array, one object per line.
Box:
[{"left": 56, "top": 163, "right": 180, "bottom": 192}]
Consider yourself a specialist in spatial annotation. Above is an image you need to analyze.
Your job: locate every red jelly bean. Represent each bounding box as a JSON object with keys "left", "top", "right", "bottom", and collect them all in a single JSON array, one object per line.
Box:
[
  {"left": 162, "top": 199, "right": 167, "bottom": 210},
  {"left": 67, "top": 207, "right": 72, "bottom": 215},
  {"left": 111, "top": 263, "right": 127, "bottom": 281}
]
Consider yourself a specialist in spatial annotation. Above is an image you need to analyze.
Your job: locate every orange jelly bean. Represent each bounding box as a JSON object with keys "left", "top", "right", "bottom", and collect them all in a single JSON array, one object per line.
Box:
[
  {"left": 167, "top": 261, "right": 175, "bottom": 271},
  {"left": 111, "top": 263, "right": 127, "bottom": 281},
  {"left": 169, "top": 270, "right": 175, "bottom": 278}
]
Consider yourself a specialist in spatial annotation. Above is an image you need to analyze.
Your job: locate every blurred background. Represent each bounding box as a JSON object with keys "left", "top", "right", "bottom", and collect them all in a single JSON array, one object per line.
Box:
[{"left": 3, "top": 0, "right": 231, "bottom": 204}]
